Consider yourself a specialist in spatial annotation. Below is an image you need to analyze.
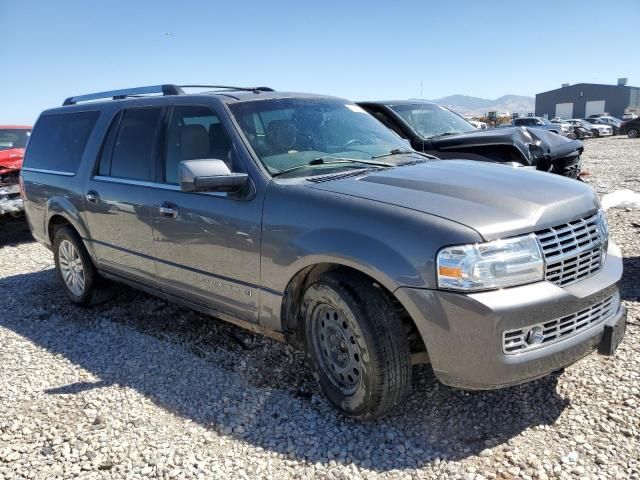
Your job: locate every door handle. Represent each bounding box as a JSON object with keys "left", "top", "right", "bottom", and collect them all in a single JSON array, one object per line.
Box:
[
  {"left": 86, "top": 190, "right": 99, "bottom": 203},
  {"left": 159, "top": 202, "right": 178, "bottom": 218}
]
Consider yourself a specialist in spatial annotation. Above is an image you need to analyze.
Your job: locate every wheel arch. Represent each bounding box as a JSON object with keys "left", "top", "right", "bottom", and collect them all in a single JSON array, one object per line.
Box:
[
  {"left": 45, "top": 197, "right": 87, "bottom": 237},
  {"left": 280, "top": 261, "right": 428, "bottom": 360},
  {"left": 44, "top": 197, "right": 95, "bottom": 260}
]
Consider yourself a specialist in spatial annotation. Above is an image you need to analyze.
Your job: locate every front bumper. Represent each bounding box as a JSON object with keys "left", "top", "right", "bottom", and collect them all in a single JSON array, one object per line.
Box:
[
  {"left": 396, "top": 240, "right": 625, "bottom": 390},
  {"left": 0, "top": 184, "right": 24, "bottom": 216}
]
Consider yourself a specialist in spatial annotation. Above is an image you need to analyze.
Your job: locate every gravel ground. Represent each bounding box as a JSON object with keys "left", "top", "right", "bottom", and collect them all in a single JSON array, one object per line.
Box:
[{"left": 1, "top": 136, "right": 639, "bottom": 480}]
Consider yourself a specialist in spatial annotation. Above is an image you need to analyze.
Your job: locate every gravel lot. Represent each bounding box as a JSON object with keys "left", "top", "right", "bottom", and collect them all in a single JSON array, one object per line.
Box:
[{"left": 1, "top": 136, "right": 639, "bottom": 480}]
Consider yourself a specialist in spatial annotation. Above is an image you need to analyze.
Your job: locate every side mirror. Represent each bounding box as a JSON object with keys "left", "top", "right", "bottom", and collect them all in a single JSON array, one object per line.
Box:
[{"left": 178, "top": 159, "right": 248, "bottom": 193}]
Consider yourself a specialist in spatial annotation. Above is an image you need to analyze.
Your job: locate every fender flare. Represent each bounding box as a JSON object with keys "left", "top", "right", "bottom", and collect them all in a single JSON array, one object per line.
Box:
[{"left": 44, "top": 197, "right": 95, "bottom": 259}]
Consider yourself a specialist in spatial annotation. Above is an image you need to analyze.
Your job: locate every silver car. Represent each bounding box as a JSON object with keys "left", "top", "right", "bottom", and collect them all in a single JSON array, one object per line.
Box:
[{"left": 21, "top": 84, "right": 626, "bottom": 419}]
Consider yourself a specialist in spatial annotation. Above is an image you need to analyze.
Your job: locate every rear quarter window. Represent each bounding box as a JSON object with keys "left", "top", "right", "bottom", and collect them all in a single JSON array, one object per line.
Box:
[{"left": 24, "top": 111, "right": 99, "bottom": 174}]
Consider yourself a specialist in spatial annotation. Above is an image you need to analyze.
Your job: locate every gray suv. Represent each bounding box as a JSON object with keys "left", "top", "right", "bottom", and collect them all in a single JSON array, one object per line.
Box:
[{"left": 21, "top": 84, "right": 626, "bottom": 419}]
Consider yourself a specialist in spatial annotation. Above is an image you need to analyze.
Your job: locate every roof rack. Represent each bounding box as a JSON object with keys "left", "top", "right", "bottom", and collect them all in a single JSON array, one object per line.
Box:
[{"left": 62, "top": 84, "right": 274, "bottom": 106}]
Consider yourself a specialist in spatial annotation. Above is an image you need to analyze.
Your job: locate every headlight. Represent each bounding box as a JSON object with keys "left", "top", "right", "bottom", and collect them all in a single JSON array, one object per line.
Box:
[{"left": 437, "top": 234, "right": 544, "bottom": 291}]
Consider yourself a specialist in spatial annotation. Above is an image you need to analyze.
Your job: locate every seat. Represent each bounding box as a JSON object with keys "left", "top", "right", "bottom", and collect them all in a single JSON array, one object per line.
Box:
[
  {"left": 266, "top": 120, "right": 297, "bottom": 154},
  {"left": 209, "top": 123, "right": 232, "bottom": 161},
  {"left": 180, "top": 124, "right": 210, "bottom": 160}
]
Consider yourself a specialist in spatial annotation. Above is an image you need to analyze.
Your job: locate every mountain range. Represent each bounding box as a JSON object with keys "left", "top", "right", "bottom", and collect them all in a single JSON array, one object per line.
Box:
[{"left": 417, "top": 94, "right": 535, "bottom": 117}]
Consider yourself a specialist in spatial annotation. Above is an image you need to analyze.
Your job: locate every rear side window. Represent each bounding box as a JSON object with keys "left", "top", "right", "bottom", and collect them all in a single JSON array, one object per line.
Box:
[
  {"left": 107, "top": 107, "right": 163, "bottom": 181},
  {"left": 24, "top": 111, "right": 99, "bottom": 174}
]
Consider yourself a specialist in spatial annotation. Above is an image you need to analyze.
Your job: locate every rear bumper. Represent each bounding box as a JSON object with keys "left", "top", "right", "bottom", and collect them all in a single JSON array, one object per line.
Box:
[{"left": 396, "top": 240, "right": 624, "bottom": 390}]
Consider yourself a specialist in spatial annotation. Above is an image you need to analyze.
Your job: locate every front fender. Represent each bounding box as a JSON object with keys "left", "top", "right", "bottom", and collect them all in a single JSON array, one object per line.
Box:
[{"left": 282, "top": 229, "right": 422, "bottom": 294}]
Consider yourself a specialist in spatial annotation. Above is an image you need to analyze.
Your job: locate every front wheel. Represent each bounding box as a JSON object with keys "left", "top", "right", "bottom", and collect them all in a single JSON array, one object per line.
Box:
[
  {"left": 551, "top": 156, "right": 582, "bottom": 179},
  {"left": 593, "top": 129, "right": 600, "bottom": 137},
  {"left": 301, "top": 272, "right": 412, "bottom": 419},
  {"left": 628, "top": 128, "right": 639, "bottom": 138}
]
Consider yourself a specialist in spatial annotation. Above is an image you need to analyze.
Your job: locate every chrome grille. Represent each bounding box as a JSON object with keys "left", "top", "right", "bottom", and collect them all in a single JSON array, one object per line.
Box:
[
  {"left": 503, "top": 294, "right": 617, "bottom": 354},
  {"left": 535, "top": 213, "right": 606, "bottom": 287}
]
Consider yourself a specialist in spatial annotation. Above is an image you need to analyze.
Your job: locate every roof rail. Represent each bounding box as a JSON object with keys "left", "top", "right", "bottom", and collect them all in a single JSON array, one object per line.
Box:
[
  {"left": 63, "top": 84, "right": 275, "bottom": 106},
  {"left": 63, "top": 84, "right": 183, "bottom": 106},
  {"left": 179, "top": 85, "right": 274, "bottom": 93}
]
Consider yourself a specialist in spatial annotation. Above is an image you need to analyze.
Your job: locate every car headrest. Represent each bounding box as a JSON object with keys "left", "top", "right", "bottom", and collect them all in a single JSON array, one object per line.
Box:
[
  {"left": 180, "top": 124, "right": 210, "bottom": 160},
  {"left": 266, "top": 120, "right": 297, "bottom": 153}
]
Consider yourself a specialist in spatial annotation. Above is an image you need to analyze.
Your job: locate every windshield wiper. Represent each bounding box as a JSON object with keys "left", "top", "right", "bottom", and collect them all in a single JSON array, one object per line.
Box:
[
  {"left": 271, "top": 157, "right": 393, "bottom": 178},
  {"left": 427, "top": 132, "right": 459, "bottom": 139},
  {"left": 370, "top": 148, "right": 415, "bottom": 159}
]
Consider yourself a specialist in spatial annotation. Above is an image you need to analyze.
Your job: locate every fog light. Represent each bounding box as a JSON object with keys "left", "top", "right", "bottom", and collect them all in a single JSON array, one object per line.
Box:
[{"left": 524, "top": 325, "right": 544, "bottom": 346}]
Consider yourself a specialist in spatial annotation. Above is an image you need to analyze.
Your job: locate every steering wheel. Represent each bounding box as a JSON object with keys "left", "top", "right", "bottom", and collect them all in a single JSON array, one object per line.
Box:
[{"left": 342, "top": 138, "right": 366, "bottom": 150}]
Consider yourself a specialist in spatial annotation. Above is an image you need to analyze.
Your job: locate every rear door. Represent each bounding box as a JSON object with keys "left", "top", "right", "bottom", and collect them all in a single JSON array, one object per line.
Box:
[
  {"left": 84, "top": 106, "right": 164, "bottom": 285},
  {"left": 149, "top": 104, "right": 262, "bottom": 323}
]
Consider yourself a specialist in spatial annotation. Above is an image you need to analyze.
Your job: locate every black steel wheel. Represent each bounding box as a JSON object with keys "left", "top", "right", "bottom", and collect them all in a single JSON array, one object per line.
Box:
[{"left": 301, "top": 272, "right": 411, "bottom": 419}]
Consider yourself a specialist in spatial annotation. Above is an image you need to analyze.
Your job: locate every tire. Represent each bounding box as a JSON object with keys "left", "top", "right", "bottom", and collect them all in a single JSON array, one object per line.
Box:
[
  {"left": 53, "top": 226, "right": 111, "bottom": 306},
  {"left": 301, "top": 272, "right": 411, "bottom": 419},
  {"left": 552, "top": 155, "right": 582, "bottom": 179},
  {"left": 592, "top": 129, "right": 600, "bottom": 138},
  {"left": 628, "top": 128, "right": 639, "bottom": 138}
]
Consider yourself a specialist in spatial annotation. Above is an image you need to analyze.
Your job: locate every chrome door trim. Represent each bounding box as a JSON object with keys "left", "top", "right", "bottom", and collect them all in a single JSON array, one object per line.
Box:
[
  {"left": 92, "top": 175, "right": 227, "bottom": 197},
  {"left": 22, "top": 167, "right": 76, "bottom": 177}
]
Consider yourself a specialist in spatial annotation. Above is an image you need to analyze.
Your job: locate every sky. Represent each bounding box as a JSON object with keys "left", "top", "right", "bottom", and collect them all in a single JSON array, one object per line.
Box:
[{"left": 2, "top": 0, "right": 639, "bottom": 124}]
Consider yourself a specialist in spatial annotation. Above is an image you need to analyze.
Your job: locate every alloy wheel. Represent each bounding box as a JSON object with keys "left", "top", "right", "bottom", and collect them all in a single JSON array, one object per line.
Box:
[{"left": 58, "top": 239, "right": 86, "bottom": 296}]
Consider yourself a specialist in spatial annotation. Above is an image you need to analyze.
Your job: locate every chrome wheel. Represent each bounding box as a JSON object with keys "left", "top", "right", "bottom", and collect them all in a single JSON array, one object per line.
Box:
[
  {"left": 311, "top": 304, "right": 362, "bottom": 395},
  {"left": 58, "top": 239, "right": 85, "bottom": 296}
]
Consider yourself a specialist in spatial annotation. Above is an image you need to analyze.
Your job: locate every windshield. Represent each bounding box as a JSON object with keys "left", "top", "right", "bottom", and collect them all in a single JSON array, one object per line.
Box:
[
  {"left": 229, "top": 98, "right": 411, "bottom": 177},
  {"left": 0, "top": 129, "right": 31, "bottom": 152},
  {"left": 602, "top": 117, "right": 622, "bottom": 125},
  {"left": 388, "top": 103, "right": 476, "bottom": 138}
]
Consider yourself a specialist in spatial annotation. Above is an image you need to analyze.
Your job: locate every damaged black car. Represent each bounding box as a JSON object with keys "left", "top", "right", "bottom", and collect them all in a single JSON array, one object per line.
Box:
[{"left": 358, "top": 101, "right": 584, "bottom": 179}]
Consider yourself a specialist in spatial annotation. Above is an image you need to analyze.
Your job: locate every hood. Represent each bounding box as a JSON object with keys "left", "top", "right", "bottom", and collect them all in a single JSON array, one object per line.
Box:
[
  {"left": 307, "top": 159, "right": 599, "bottom": 240},
  {"left": 428, "top": 126, "right": 583, "bottom": 163},
  {"left": 0, "top": 148, "right": 24, "bottom": 174}
]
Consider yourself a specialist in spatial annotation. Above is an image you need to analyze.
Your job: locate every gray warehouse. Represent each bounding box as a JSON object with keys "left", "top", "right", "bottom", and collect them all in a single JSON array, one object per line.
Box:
[{"left": 535, "top": 80, "right": 640, "bottom": 119}]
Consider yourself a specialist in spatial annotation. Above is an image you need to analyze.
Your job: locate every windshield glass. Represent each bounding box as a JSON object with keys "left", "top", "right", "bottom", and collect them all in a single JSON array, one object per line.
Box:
[
  {"left": 388, "top": 103, "right": 476, "bottom": 138},
  {"left": 602, "top": 117, "right": 622, "bottom": 125},
  {"left": 229, "top": 98, "right": 410, "bottom": 176},
  {"left": 0, "top": 129, "right": 31, "bottom": 151}
]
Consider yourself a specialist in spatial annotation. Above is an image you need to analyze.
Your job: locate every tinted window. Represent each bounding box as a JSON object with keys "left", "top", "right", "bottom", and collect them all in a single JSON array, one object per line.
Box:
[
  {"left": 24, "top": 111, "right": 99, "bottom": 173},
  {"left": 109, "top": 108, "right": 163, "bottom": 181},
  {"left": 165, "top": 106, "right": 239, "bottom": 184}
]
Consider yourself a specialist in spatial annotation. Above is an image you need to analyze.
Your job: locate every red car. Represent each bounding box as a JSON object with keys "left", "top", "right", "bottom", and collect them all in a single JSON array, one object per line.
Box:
[{"left": 0, "top": 125, "right": 31, "bottom": 216}]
